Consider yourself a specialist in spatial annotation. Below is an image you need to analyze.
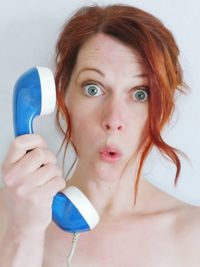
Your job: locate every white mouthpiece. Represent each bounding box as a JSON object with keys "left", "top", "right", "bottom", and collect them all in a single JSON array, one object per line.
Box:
[
  {"left": 36, "top": 66, "right": 56, "bottom": 115},
  {"left": 62, "top": 186, "right": 100, "bottom": 230}
]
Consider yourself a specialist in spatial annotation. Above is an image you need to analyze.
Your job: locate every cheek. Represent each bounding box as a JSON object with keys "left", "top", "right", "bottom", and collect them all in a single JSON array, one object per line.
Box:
[
  {"left": 139, "top": 104, "right": 148, "bottom": 126},
  {"left": 129, "top": 105, "right": 148, "bottom": 131},
  {"left": 69, "top": 111, "right": 98, "bottom": 148},
  {"left": 126, "top": 107, "right": 149, "bottom": 149}
]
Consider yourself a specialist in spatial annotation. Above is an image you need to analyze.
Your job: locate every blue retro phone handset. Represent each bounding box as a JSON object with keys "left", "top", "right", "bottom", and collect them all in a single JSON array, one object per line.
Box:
[{"left": 13, "top": 67, "right": 100, "bottom": 233}]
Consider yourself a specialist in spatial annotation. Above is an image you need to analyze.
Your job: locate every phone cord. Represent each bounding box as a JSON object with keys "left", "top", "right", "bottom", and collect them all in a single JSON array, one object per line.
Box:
[{"left": 67, "top": 232, "right": 80, "bottom": 267}]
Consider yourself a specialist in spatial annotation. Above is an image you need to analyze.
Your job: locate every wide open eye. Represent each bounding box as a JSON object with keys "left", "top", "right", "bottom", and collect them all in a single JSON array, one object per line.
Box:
[
  {"left": 83, "top": 84, "right": 103, "bottom": 97},
  {"left": 133, "top": 88, "right": 149, "bottom": 102}
]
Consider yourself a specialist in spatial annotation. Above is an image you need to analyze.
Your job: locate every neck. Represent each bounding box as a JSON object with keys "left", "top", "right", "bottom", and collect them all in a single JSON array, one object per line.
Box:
[{"left": 65, "top": 161, "right": 185, "bottom": 222}]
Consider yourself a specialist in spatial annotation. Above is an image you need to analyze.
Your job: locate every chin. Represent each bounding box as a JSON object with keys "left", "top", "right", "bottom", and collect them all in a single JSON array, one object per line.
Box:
[{"left": 93, "top": 161, "right": 123, "bottom": 182}]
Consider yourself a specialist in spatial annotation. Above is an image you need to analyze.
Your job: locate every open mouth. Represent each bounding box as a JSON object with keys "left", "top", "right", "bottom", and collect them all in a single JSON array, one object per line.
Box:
[
  {"left": 99, "top": 146, "right": 122, "bottom": 163},
  {"left": 108, "top": 151, "right": 117, "bottom": 157}
]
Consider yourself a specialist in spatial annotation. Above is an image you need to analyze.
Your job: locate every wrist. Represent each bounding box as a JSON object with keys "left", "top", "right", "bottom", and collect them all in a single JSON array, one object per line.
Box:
[
  {"left": 0, "top": 225, "right": 45, "bottom": 267},
  {"left": 6, "top": 224, "right": 46, "bottom": 243}
]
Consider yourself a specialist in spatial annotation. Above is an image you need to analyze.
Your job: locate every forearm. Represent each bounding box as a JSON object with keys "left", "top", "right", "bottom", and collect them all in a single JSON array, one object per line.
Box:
[{"left": 0, "top": 228, "right": 45, "bottom": 267}]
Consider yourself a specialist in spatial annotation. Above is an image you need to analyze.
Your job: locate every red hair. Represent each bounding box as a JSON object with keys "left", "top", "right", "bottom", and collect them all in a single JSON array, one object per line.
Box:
[{"left": 55, "top": 4, "right": 190, "bottom": 203}]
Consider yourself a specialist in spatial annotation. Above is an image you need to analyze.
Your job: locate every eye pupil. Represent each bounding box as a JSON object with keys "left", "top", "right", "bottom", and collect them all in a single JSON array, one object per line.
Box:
[
  {"left": 83, "top": 83, "right": 103, "bottom": 97},
  {"left": 88, "top": 85, "right": 98, "bottom": 95},
  {"left": 135, "top": 90, "right": 147, "bottom": 101}
]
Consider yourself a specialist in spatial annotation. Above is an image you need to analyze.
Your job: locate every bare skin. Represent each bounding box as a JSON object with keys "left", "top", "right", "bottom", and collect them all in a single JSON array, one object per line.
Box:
[
  {"left": 1, "top": 33, "right": 200, "bottom": 267},
  {"left": 42, "top": 202, "right": 200, "bottom": 267},
  {"left": 1, "top": 183, "right": 200, "bottom": 267}
]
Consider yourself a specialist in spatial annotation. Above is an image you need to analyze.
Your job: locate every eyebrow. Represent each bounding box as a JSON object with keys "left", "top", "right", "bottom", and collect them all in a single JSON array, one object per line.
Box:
[
  {"left": 77, "top": 67, "right": 105, "bottom": 78},
  {"left": 76, "top": 67, "right": 148, "bottom": 79}
]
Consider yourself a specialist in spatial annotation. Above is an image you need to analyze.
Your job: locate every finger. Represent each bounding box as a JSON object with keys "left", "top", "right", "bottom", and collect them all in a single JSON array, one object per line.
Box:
[
  {"left": 10, "top": 176, "right": 65, "bottom": 210},
  {"left": 22, "top": 163, "right": 63, "bottom": 188},
  {"left": 3, "top": 149, "right": 57, "bottom": 187},
  {"left": 35, "top": 176, "right": 66, "bottom": 201},
  {"left": 4, "top": 134, "right": 47, "bottom": 166},
  {"left": 16, "top": 148, "right": 57, "bottom": 174}
]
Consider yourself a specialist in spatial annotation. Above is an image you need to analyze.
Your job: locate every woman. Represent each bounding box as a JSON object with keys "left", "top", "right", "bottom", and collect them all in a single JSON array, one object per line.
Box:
[{"left": 1, "top": 4, "right": 200, "bottom": 267}]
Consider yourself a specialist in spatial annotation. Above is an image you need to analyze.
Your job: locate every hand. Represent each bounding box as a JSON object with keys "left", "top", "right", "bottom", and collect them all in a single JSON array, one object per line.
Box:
[{"left": 1, "top": 134, "right": 66, "bottom": 233}]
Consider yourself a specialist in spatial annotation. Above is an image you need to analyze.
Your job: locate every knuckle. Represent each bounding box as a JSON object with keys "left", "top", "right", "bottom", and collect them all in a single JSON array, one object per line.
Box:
[
  {"left": 45, "top": 150, "right": 57, "bottom": 164},
  {"left": 2, "top": 169, "right": 17, "bottom": 187},
  {"left": 33, "top": 134, "right": 43, "bottom": 142},
  {"left": 57, "top": 168, "right": 63, "bottom": 178},
  {"left": 33, "top": 148, "right": 45, "bottom": 160},
  {"left": 57, "top": 176, "right": 66, "bottom": 189},
  {"left": 47, "top": 163, "right": 56, "bottom": 172},
  {"left": 27, "top": 192, "right": 39, "bottom": 206},
  {"left": 12, "top": 137, "right": 22, "bottom": 149},
  {"left": 31, "top": 148, "right": 56, "bottom": 165},
  {"left": 44, "top": 163, "right": 55, "bottom": 174},
  {"left": 55, "top": 166, "right": 63, "bottom": 177},
  {"left": 13, "top": 135, "right": 46, "bottom": 150},
  {"left": 15, "top": 185, "right": 26, "bottom": 198},
  {"left": 48, "top": 151, "right": 57, "bottom": 163},
  {"left": 47, "top": 163, "right": 62, "bottom": 176},
  {"left": 33, "top": 134, "right": 47, "bottom": 147},
  {"left": 12, "top": 135, "right": 30, "bottom": 148},
  {"left": 3, "top": 173, "right": 11, "bottom": 186}
]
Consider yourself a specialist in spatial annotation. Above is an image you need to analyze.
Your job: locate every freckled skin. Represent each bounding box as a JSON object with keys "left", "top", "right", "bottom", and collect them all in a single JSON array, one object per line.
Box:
[
  {"left": 65, "top": 33, "right": 149, "bottom": 183},
  {"left": 1, "top": 33, "right": 200, "bottom": 267}
]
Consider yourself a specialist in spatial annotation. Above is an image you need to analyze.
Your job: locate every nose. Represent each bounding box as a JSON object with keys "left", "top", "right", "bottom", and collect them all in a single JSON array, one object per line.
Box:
[
  {"left": 101, "top": 99, "right": 125, "bottom": 133},
  {"left": 103, "top": 122, "right": 123, "bottom": 132}
]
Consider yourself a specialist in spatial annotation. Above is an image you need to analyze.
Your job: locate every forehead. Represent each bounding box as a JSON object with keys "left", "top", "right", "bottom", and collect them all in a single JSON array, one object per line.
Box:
[{"left": 74, "top": 33, "right": 147, "bottom": 75}]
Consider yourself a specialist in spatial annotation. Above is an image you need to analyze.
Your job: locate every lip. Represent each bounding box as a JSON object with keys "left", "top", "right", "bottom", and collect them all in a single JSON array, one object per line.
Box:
[{"left": 99, "top": 146, "right": 123, "bottom": 163}]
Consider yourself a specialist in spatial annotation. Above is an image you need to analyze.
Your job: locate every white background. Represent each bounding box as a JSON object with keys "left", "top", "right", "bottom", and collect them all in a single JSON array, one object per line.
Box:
[{"left": 0, "top": 0, "right": 200, "bottom": 203}]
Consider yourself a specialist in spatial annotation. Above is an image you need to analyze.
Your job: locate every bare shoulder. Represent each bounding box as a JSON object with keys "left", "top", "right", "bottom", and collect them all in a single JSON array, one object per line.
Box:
[
  {"left": 0, "top": 187, "right": 8, "bottom": 242},
  {"left": 175, "top": 204, "right": 200, "bottom": 232},
  {"left": 173, "top": 204, "right": 200, "bottom": 259}
]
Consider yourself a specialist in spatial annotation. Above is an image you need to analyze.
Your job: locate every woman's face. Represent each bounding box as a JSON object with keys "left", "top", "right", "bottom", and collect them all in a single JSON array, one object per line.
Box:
[{"left": 65, "top": 33, "right": 149, "bottom": 180}]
